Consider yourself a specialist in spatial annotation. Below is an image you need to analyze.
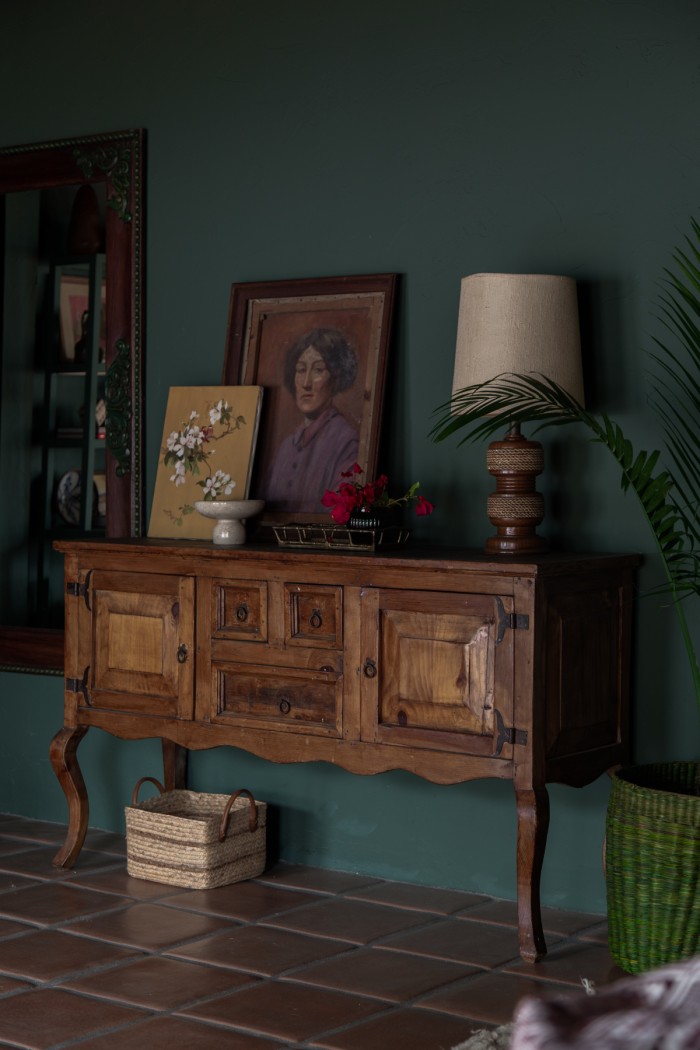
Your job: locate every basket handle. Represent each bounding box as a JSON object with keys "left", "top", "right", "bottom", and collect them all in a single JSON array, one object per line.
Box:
[
  {"left": 131, "top": 776, "right": 165, "bottom": 806},
  {"left": 219, "top": 787, "right": 257, "bottom": 842}
]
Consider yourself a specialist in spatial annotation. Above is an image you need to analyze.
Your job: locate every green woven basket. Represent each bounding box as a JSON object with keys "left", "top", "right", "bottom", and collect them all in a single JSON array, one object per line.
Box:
[{"left": 606, "top": 762, "right": 700, "bottom": 974}]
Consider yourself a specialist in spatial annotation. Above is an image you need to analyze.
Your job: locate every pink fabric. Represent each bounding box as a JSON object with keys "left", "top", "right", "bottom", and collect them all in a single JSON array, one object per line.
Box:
[{"left": 510, "top": 956, "right": 700, "bottom": 1050}]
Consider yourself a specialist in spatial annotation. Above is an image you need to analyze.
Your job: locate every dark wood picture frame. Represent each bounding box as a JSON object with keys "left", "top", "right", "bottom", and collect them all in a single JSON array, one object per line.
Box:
[{"left": 222, "top": 273, "right": 397, "bottom": 524}]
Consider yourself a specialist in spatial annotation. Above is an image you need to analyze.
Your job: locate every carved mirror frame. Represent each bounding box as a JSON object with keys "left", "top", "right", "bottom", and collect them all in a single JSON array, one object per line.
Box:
[{"left": 0, "top": 129, "right": 145, "bottom": 673}]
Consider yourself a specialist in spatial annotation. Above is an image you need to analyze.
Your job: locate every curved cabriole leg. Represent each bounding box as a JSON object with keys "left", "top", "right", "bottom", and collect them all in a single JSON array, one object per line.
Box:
[
  {"left": 162, "top": 739, "right": 188, "bottom": 790},
  {"left": 515, "top": 785, "right": 550, "bottom": 962},
  {"left": 49, "top": 725, "right": 89, "bottom": 868}
]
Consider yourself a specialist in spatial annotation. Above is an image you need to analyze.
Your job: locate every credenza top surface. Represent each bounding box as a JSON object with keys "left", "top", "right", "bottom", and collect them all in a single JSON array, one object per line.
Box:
[{"left": 55, "top": 535, "right": 642, "bottom": 579}]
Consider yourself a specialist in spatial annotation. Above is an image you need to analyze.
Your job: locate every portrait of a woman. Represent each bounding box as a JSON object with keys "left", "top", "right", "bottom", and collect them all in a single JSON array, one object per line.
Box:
[{"left": 262, "top": 327, "right": 359, "bottom": 513}]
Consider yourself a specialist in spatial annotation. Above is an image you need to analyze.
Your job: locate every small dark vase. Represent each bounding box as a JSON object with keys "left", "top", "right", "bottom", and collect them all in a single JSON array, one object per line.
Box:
[{"left": 347, "top": 505, "right": 402, "bottom": 531}]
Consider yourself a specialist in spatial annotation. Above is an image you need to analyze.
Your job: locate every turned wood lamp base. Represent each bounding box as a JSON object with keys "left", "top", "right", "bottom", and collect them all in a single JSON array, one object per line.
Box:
[{"left": 485, "top": 423, "right": 548, "bottom": 555}]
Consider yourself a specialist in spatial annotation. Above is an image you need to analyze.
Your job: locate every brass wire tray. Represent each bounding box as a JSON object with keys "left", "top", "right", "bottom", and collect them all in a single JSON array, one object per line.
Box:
[{"left": 273, "top": 522, "right": 410, "bottom": 551}]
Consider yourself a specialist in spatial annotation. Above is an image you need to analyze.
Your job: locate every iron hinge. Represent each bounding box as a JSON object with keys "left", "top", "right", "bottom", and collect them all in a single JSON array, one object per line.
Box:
[
  {"left": 66, "top": 570, "right": 92, "bottom": 610},
  {"left": 495, "top": 597, "right": 529, "bottom": 643},
  {"left": 65, "top": 665, "right": 91, "bottom": 706},
  {"left": 494, "top": 708, "right": 528, "bottom": 755}
]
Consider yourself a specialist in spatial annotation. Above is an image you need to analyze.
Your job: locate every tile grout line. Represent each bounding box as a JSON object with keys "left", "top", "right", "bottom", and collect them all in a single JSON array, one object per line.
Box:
[{"left": 0, "top": 818, "right": 616, "bottom": 1050}]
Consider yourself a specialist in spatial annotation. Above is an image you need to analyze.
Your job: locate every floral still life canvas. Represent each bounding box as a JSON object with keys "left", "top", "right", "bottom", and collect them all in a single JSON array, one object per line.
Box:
[{"left": 148, "top": 386, "right": 263, "bottom": 540}]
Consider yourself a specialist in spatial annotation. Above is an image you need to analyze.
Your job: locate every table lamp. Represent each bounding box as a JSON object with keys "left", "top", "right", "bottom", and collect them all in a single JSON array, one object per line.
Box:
[{"left": 452, "top": 273, "right": 584, "bottom": 555}]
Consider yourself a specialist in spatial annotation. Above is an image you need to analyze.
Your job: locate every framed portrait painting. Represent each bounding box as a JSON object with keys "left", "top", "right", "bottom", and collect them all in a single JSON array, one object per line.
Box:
[{"left": 222, "top": 273, "right": 397, "bottom": 523}]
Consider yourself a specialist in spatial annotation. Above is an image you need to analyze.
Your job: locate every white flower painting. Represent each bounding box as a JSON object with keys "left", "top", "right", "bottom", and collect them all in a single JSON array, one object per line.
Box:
[{"left": 148, "top": 386, "right": 263, "bottom": 539}]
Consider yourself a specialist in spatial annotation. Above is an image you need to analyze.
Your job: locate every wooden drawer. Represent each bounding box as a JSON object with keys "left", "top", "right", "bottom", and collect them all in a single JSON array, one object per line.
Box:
[
  {"left": 211, "top": 662, "right": 341, "bottom": 736},
  {"left": 210, "top": 578, "right": 267, "bottom": 642},
  {"left": 284, "top": 583, "right": 342, "bottom": 648}
]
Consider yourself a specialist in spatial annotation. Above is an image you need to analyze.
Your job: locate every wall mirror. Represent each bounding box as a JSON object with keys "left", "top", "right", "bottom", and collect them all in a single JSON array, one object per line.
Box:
[{"left": 0, "top": 129, "right": 145, "bottom": 673}]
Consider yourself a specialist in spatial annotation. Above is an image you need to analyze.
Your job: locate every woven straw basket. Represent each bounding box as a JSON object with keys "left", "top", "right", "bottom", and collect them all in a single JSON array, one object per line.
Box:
[
  {"left": 606, "top": 762, "right": 700, "bottom": 974},
  {"left": 125, "top": 777, "right": 267, "bottom": 889}
]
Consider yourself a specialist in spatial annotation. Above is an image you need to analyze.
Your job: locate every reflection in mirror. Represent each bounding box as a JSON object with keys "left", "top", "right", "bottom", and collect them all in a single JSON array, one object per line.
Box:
[{"left": 0, "top": 130, "right": 145, "bottom": 673}]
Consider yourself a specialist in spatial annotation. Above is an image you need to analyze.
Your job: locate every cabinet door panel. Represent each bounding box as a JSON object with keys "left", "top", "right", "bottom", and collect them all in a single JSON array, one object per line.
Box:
[
  {"left": 544, "top": 584, "right": 625, "bottom": 757},
  {"left": 383, "top": 611, "right": 494, "bottom": 734},
  {"left": 361, "top": 588, "right": 515, "bottom": 756},
  {"left": 84, "top": 570, "right": 194, "bottom": 717}
]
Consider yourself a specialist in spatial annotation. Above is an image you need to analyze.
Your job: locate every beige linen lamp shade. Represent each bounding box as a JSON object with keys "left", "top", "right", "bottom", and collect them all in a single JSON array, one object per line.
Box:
[
  {"left": 452, "top": 273, "right": 583, "bottom": 401},
  {"left": 452, "top": 273, "right": 584, "bottom": 554}
]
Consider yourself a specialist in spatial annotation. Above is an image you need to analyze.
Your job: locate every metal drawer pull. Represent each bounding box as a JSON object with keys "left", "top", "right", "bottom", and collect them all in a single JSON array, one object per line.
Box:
[
  {"left": 279, "top": 699, "right": 291, "bottom": 714},
  {"left": 236, "top": 604, "right": 249, "bottom": 622},
  {"left": 309, "top": 609, "right": 323, "bottom": 629},
  {"left": 363, "top": 658, "right": 377, "bottom": 678},
  {"left": 177, "top": 644, "right": 189, "bottom": 664}
]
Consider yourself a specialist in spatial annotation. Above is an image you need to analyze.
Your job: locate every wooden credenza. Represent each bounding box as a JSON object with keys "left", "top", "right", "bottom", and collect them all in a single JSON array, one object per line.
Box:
[{"left": 50, "top": 538, "right": 639, "bottom": 961}]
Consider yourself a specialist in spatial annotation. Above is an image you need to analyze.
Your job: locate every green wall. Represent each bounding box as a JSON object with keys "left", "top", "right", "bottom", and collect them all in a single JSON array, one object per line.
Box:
[{"left": 2, "top": 0, "right": 699, "bottom": 913}]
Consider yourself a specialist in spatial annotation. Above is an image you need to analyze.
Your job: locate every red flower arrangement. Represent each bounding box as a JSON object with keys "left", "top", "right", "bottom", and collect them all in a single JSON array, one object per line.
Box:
[{"left": 321, "top": 464, "right": 435, "bottom": 525}]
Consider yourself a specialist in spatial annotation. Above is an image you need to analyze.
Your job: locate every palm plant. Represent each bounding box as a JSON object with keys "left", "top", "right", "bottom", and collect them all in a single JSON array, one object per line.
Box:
[{"left": 432, "top": 219, "right": 700, "bottom": 725}]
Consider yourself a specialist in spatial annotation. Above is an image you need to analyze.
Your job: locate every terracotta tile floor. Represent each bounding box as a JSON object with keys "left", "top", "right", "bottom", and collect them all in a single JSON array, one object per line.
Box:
[{"left": 0, "top": 813, "right": 625, "bottom": 1049}]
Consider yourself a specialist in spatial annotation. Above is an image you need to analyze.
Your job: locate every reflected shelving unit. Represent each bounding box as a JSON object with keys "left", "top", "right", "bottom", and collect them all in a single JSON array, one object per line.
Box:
[
  {"left": 0, "top": 128, "right": 145, "bottom": 674},
  {"left": 35, "top": 253, "right": 107, "bottom": 623}
]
